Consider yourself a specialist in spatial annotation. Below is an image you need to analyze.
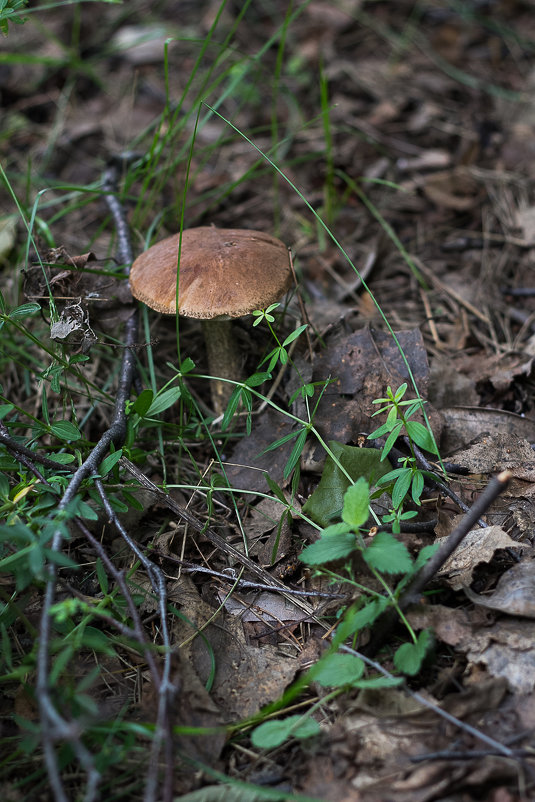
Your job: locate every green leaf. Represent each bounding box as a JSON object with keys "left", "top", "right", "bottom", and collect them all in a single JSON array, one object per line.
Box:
[
  {"left": 312, "top": 653, "right": 365, "bottom": 687},
  {"left": 251, "top": 715, "right": 319, "bottom": 749},
  {"left": 341, "top": 478, "right": 370, "bottom": 529},
  {"left": 50, "top": 420, "right": 81, "bottom": 441},
  {"left": 179, "top": 356, "right": 195, "bottom": 374},
  {"left": 382, "top": 421, "right": 403, "bottom": 457},
  {"left": 75, "top": 499, "right": 98, "bottom": 521},
  {"left": 264, "top": 474, "right": 287, "bottom": 504},
  {"left": 221, "top": 385, "right": 243, "bottom": 431},
  {"left": 48, "top": 453, "right": 75, "bottom": 465},
  {"left": 299, "top": 532, "right": 355, "bottom": 565},
  {"left": 146, "top": 386, "right": 181, "bottom": 416},
  {"left": 283, "top": 427, "right": 307, "bottom": 479},
  {"left": 260, "top": 427, "right": 303, "bottom": 454},
  {"left": 302, "top": 443, "right": 391, "bottom": 528},
  {"left": 391, "top": 470, "right": 412, "bottom": 509},
  {"left": 354, "top": 676, "right": 403, "bottom": 689},
  {"left": 106, "top": 494, "right": 128, "bottom": 514},
  {"left": 411, "top": 471, "right": 424, "bottom": 505},
  {"left": 81, "top": 626, "right": 117, "bottom": 656},
  {"left": 405, "top": 421, "right": 438, "bottom": 454},
  {"left": 394, "top": 629, "right": 434, "bottom": 676},
  {"left": 99, "top": 449, "right": 122, "bottom": 477},
  {"left": 376, "top": 467, "right": 405, "bottom": 484},
  {"left": 0, "top": 403, "right": 14, "bottom": 419},
  {"left": 259, "top": 346, "right": 280, "bottom": 372},
  {"left": 394, "top": 383, "right": 407, "bottom": 400},
  {"left": 282, "top": 323, "right": 308, "bottom": 347},
  {"left": 95, "top": 557, "right": 108, "bottom": 595},
  {"left": 413, "top": 543, "right": 439, "bottom": 571},
  {"left": 367, "top": 421, "right": 392, "bottom": 439},
  {"left": 9, "top": 302, "right": 41, "bottom": 319},
  {"left": 385, "top": 405, "right": 398, "bottom": 429},
  {"left": 68, "top": 354, "right": 89, "bottom": 366},
  {"left": 336, "top": 598, "right": 389, "bottom": 640},
  {"left": 131, "top": 388, "right": 153, "bottom": 417},
  {"left": 28, "top": 544, "right": 44, "bottom": 577},
  {"left": 323, "top": 522, "right": 353, "bottom": 536},
  {"left": 245, "top": 371, "right": 271, "bottom": 387},
  {"left": 121, "top": 488, "right": 145, "bottom": 511},
  {"left": 363, "top": 531, "right": 412, "bottom": 574},
  {"left": 403, "top": 401, "right": 423, "bottom": 419},
  {"left": 269, "top": 349, "right": 283, "bottom": 371}
]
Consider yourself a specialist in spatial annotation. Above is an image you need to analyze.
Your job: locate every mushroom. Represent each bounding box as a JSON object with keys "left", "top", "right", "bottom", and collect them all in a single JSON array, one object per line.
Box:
[{"left": 129, "top": 226, "right": 292, "bottom": 414}]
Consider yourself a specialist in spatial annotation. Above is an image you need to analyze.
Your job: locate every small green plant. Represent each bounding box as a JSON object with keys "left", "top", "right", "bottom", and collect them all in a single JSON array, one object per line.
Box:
[
  {"left": 250, "top": 472, "right": 438, "bottom": 750},
  {"left": 0, "top": 0, "right": 28, "bottom": 36},
  {"left": 368, "top": 383, "right": 437, "bottom": 460},
  {"left": 251, "top": 646, "right": 402, "bottom": 749},
  {"left": 252, "top": 303, "right": 308, "bottom": 375},
  {"left": 221, "top": 304, "right": 319, "bottom": 484},
  {"left": 299, "top": 466, "right": 438, "bottom": 678},
  {"left": 367, "top": 383, "right": 439, "bottom": 533}
]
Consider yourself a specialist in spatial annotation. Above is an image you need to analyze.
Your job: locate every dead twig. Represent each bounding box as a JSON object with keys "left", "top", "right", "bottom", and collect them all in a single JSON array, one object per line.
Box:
[
  {"left": 340, "top": 642, "right": 520, "bottom": 760},
  {"left": 159, "top": 554, "right": 345, "bottom": 598},
  {"left": 95, "top": 480, "right": 177, "bottom": 802}
]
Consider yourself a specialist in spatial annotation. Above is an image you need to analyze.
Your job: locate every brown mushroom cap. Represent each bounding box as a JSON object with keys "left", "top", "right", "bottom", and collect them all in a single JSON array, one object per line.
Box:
[{"left": 129, "top": 226, "right": 291, "bottom": 319}]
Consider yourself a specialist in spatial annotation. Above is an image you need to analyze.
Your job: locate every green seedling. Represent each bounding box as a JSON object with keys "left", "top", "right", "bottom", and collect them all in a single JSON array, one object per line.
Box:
[
  {"left": 367, "top": 383, "right": 439, "bottom": 532},
  {"left": 0, "top": 0, "right": 28, "bottom": 36},
  {"left": 299, "top": 477, "right": 437, "bottom": 679}
]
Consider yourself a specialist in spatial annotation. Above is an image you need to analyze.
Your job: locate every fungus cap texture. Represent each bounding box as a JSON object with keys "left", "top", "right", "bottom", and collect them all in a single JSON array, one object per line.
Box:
[{"left": 129, "top": 226, "right": 291, "bottom": 319}]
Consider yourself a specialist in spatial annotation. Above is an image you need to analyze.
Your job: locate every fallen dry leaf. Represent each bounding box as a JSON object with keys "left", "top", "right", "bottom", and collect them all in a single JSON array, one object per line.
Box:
[
  {"left": 440, "top": 407, "right": 535, "bottom": 455},
  {"left": 309, "top": 326, "right": 441, "bottom": 445},
  {"left": 437, "top": 525, "right": 521, "bottom": 591},
  {"left": 422, "top": 168, "right": 483, "bottom": 211},
  {"left": 464, "top": 559, "right": 535, "bottom": 619},
  {"left": 410, "top": 603, "right": 535, "bottom": 693},
  {"left": 448, "top": 432, "right": 535, "bottom": 482},
  {"left": 171, "top": 576, "right": 299, "bottom": 719}
]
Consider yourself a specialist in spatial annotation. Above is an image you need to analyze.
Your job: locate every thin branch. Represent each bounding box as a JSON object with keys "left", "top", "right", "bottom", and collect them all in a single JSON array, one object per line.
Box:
[
  {"left": 340, "top": 642, "right": 517, "bottom": 758},
  {"left": 121, "top": 457, "right": 328, "bottom": 627},
  {"left": 401, "top": 470, "right": 511, "bottom": 602},
  {"left": 159, "top": 554, "right": 346, "bottom": 598},
  {"left": 73, "top": 519, "right": 161, "bottom": 681}
]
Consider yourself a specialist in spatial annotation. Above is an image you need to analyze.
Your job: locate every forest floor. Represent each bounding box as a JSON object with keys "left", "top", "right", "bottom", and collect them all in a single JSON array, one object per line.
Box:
[{"left": 2, "top": 1, "right": 535, "bottom": 801}]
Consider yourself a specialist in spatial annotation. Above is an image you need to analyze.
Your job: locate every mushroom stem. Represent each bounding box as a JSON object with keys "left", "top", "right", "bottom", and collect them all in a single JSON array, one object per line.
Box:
[{"left": 201, "top": 318, "right": 243, "bottom": 416}]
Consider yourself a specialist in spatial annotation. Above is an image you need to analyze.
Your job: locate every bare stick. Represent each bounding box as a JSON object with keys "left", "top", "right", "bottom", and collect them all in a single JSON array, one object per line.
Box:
[
  {"left": 74, "top": 519, "right": 161, "bottom": 682},
  {"left": 402, "top": 470, "right": 511, "bottom": 602},
  {"left": 340, "top": 643, "right": 517, "bottom": 758}
]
